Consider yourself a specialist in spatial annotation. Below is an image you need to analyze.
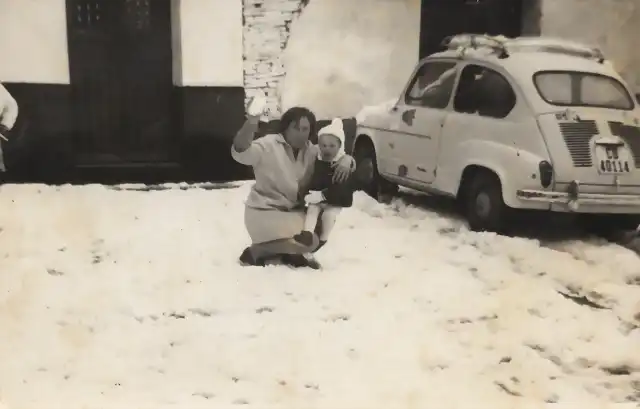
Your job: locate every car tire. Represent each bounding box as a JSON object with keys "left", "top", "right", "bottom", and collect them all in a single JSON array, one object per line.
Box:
[
  {"left": 463, "top": 171, "right": 508, "bottom": 233},
  {"left": 354, "top": 141, "right": 398, "bottom": 203}
]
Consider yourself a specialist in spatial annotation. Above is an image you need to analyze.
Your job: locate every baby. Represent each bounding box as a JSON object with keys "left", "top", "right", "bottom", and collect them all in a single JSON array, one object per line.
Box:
[{"left": 294, "top": 118, "right": 359, "bottom": 250}]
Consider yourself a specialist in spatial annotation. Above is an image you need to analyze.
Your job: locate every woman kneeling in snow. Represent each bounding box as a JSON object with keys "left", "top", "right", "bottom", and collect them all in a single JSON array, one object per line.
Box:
[{"left": 232, "top": 93, "right": 356, "bottom": 269}]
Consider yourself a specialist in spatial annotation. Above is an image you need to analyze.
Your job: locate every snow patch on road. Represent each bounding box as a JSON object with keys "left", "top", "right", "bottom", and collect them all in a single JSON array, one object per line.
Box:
[{"left": 0, "top": 182, "right": 638, "bottom": 408}]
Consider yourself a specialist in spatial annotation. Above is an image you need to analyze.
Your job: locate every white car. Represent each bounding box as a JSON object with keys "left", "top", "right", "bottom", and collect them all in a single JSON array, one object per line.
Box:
[{"left": 353, "top": 34, "right": 640, "bottom": 233}]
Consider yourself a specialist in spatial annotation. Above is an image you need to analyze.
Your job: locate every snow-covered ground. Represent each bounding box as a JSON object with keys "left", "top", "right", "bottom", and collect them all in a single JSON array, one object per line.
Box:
[{"left": 0, "top": 182, "right": 639, "bottom": 408}]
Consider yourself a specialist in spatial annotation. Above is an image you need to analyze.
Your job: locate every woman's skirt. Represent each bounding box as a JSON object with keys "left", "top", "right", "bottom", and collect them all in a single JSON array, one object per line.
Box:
[{"left": 244, "top": 206, "right": 307, "bottom": 244}]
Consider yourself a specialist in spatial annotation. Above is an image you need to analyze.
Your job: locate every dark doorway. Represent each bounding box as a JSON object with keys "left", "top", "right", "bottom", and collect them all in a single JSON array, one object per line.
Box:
[
  {"left": 66, "top": 0, "right": 175, "bottom": 164},
  {"left": 420, "top": 0, "right": 524, "bottom": 59}
]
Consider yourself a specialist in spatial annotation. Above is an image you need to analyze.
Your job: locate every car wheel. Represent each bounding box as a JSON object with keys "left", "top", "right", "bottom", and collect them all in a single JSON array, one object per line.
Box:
[
  {"left": 464, "top": 171, "right": 508, "bottom": 233},
  {"left": 354, "top": 141, "right": 397, "bottom": 203}
]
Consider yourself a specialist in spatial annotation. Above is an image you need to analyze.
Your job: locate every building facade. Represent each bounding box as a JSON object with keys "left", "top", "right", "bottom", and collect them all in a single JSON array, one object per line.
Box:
[{"left": 0, "top": 0, "right": 638, "bottom": 179}]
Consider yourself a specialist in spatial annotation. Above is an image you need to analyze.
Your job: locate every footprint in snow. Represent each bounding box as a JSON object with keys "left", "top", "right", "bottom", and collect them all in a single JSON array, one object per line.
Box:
[
  {"left": 189, "top": 308, "right": 217, "bottom": 317},
  {"left": 193, "top": 392, "right": 215, "bottom": 400},
  {"left": 325, "top": 313, "right": 350, "bottom": 322}
]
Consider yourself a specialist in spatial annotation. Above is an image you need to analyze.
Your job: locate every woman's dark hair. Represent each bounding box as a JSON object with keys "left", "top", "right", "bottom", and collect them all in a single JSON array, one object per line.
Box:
[{"left": 279, "top": 106, "right": 317, "bottom": 136}]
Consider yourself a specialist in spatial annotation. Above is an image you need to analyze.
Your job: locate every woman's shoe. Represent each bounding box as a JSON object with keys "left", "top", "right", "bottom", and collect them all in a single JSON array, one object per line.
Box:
[
  {"left": 281, "top": 254, "right": 321, "bottom": 270},
  {"left": 281, "top": 254, "right": 306, "bottom": 268},
  {"left": 303, "top": 254, "right": 322, "bottom": 270},
  {"left": 313, "top": 240, "right": 327, "bottom": 253},
  {"left": 238, "top": 247, "right": 266, "bottom": 266}
]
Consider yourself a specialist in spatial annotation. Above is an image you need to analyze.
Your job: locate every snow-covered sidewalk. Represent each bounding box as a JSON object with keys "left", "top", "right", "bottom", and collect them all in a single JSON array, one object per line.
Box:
[{"left": 0, "top": 182, "right": 639, "bottom": 408}]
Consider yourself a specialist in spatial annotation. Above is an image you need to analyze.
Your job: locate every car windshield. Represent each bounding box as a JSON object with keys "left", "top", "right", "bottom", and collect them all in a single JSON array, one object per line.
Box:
[
  {"left": 409, "top": 66, "right": 457, "bottom": 99},
  {"left": 533, "top": 71, "right": 635, "bottom": 110}
]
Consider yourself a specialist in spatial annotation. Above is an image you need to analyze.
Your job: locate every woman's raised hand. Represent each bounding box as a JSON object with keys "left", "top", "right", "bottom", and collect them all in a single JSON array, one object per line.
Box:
[{"left": 247, "top": 90, "right": 268, "bottom": 121}]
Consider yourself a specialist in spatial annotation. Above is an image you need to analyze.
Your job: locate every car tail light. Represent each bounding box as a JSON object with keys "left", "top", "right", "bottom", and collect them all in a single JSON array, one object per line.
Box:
[{"left": 539, "top": 161, "right": 553, "bottom": 188}]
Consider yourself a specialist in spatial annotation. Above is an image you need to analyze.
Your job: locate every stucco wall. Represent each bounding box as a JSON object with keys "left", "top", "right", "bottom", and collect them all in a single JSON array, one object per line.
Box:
[
  {"left": 242, "top": 0, "right": 420, "bottom": 119},
  {"left": 0, "top": 0, "right": 244, "bottom": 87},
  {"left": 281, "top": 0, "right": 421, "bottom": 119},
  {"left": 540, "top": 0, "right": 640, "bottom": 91},
  {"left": 0, "top": 0, "right": 70, "bottom": 84},
  {"left": 242, "top": 0, "right": 308, "bottom": 118},
  {"left": 175, "top": 0, "right": 244, "bottom": 87}
]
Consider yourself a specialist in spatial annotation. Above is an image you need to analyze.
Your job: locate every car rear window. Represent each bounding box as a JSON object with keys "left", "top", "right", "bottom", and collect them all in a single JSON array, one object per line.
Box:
[{"left": 533, "top": 71, "right": 635, "bottom": 110}]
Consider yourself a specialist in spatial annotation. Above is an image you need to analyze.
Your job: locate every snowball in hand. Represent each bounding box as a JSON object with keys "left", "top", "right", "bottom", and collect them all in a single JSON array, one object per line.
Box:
[{"left": 247, "top": 91, "right": 268, "bottom": 117}]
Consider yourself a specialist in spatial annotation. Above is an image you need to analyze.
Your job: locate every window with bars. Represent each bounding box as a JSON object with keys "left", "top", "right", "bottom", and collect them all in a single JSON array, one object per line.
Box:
[
  {"left": 70, "top": 0, "right": 152, "bottom": 32},
  {"left": 72, "top": 0, "right": 104, "bottom": 30},
  {"left": 124, "top": 0, "right": 151, "bottom": 31}
]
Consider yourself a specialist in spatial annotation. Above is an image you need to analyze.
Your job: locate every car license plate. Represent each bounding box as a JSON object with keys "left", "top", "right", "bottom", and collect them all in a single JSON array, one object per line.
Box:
[{"left": 595, "top": 145, "right": 631, "bottom": 174}]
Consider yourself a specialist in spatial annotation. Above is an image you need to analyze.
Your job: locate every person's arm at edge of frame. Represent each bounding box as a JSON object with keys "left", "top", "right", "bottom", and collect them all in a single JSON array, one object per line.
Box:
[{"left": 0, "top": 83, "right": 18, "bottom": 137}]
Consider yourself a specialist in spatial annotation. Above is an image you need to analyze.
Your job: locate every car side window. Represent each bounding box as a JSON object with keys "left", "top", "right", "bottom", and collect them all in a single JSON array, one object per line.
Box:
[
  {"left": 453, "top": 64, "right": 516, "bottom": 119},
  {"left": 405, "top": 61, "right": 458, "bottom": 109}
]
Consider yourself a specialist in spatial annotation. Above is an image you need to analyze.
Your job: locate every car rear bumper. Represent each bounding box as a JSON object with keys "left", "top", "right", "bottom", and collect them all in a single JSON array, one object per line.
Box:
[{"left": 517, "top": 186, "right": 640, "bottom": 212}]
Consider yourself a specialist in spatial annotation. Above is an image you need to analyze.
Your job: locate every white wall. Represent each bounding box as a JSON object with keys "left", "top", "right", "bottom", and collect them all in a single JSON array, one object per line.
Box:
[
  {"left": 175, "top": 0, "right": 244, "bottom": 87},
  {"left": 243, "top": 0, "right": 421, "bottom": 119},
  {"left": 540, "top": 0, "right": 640, "bottom": 91},
  {"left": 0, "top": 0, "right": 70, "bottom": 84},
  {"left": 0, "top": 0, "right": 245, "bottom": 87},
  {"left": 281, "top": 0, "right": 421, "bottom": 119}
]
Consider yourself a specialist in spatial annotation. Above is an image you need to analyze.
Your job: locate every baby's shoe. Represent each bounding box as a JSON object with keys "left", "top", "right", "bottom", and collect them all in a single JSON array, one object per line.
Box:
[{"left": 293, "top": 230, "right": 314, "bottom": 246}]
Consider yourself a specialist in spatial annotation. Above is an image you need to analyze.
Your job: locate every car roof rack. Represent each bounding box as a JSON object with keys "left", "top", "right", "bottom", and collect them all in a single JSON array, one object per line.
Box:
[
  {"left": 441, "top": 34, "right": 509, "bottom": 59},
  {"left": 506, "top": 37, "right": 606, "bottom": 63},
  {"left": 441, "top": 34, "right": 606, "bottom": 63}
]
